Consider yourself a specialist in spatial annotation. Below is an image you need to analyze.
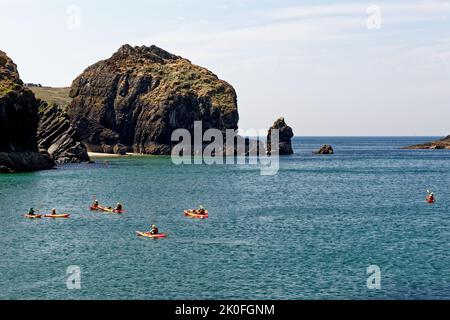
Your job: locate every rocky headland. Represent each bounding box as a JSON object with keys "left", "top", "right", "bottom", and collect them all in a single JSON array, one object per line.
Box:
[
  {"left": 0, "top": 50, "right": 54, "bottom": 172},
  {"left": 404, "top": 136, "right": 450, "bottom": 150}
]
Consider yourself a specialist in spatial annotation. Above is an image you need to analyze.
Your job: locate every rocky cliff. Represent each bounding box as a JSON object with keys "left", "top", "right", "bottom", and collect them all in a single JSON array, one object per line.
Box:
[
  {"left": 267, "top": 117, "right": 294, "bottom": 155},
  {"left": 0, "top": 50, "right": 54, "bottom": 173},
  {"left": 37, "top": 102, "right": 90, "bottom": 164},
  {"left": 67, "top": 44, "right": 239, "bottom": 155},
  {"left": 404, "top": 136, "right": 450, "bottom": 150}
]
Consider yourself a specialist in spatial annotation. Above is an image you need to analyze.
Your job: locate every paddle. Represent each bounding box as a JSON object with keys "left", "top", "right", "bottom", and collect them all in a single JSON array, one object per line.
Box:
[{"left": 34, "top": 202, "right": 42, "bottom": 214}]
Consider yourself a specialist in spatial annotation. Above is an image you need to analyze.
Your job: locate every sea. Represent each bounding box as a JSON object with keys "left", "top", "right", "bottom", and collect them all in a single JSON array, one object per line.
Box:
[{"left": 0, "top": 137, "right": 449, "bottom": 299}]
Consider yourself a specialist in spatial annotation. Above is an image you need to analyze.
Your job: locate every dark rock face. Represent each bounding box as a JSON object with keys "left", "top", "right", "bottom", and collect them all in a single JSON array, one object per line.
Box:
[
  {"left": 0, "top": 50, "right": 54, "bottom": 172},
  {"left": 405, "top": 136, "right": 450, "bottom": 150},
  {"left": 314, "top": 144, "right": 334, "bottom": 155},
  {"left": 37, "top": 102, "right": 90, "bottom": 164},
  {"left": 267, "top": 117, "right": 294, "bottom": 155},
  {"left": 67, "top": 44, "right": 239, "bottom": 155}
]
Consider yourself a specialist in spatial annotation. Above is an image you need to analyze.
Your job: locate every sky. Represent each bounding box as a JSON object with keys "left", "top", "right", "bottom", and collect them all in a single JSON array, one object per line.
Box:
[{"left": 1, "top": 0, "right": 449, "bottom": 136}]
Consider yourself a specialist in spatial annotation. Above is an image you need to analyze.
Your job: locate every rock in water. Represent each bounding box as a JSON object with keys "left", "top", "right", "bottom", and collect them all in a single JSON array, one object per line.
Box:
[
  {"left": 267, "top": 117, "right": 294, "bottom": 155},
  {"left": 67, "top": 44, "right": 239, "bottom": 155},
  {"left": 37, "top": 102, "right": 90, "bottom": 164},
  {"left": 0, "top": 50, "right": 54, "bottom": 172},
  {"left": 404, "top": 136, "right": 450, "bottom": 150},
  {"left": 314, "top": 144, "right": 334, "bottom": 155}
]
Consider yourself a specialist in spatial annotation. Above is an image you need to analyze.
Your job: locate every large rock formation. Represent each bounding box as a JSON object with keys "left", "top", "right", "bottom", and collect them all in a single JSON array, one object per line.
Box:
[
  {"left": 267, "top": 117, "right": 294, "bottom": 155},
  {"left": 67, "top": 44, "right": 239, "bottom": 155},
  {"left": 0, "top": 50, "right": 54, "bottom": 173},
  {"left": 37, "top": 102, "right": 90, "bottom": 164},
  {"left": 404, "top": 136, "right": 450, "bottom": 150}
]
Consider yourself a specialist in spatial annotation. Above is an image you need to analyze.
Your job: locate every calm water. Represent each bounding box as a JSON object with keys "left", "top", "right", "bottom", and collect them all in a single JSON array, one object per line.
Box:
[{"left": 0, "top": 137, "right": 449, "bottom": 300}]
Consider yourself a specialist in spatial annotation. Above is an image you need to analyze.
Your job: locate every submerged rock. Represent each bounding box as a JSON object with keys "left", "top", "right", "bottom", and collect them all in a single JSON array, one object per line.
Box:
[
  {"left": 37, "top": 102, "right": 90, "bottom": 164},
  {"left": 67, "top": 44, "right": 239, "bottom": 155},
  {"left": 314, "top": 144, "right": 334, "bottom": 155},
  {"left": 404, "top": 135, "right": 450, "bottom": 150},
  {"left": 267, "top": 117, "right": 294, "bottom": 155},
  {"left": 0, "top": 50, "right": 54, "bottom": 172}
]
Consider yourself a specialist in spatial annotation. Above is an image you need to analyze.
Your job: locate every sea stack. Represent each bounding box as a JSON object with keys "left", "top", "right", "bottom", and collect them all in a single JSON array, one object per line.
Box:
[
  {"left": 67, "top": 44, "right": 239, "bottom": 155},
  {"left": 314, "top": 144, "right": 334, "bottom": 155},
  {"left": 0, "top": 50, "right": 54, "bottom": 173},
  {"left": 267, "top": 117, "right": 294, "bottom": 155}
]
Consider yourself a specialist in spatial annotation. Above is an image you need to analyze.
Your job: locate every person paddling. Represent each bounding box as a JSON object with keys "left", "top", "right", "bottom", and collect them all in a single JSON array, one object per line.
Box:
[
  {"left": 28, "top": 208, "right": 36, "bottom": 216},
  {"left": 150, "top": 224, "right": 159, "bottom": 235},
  {"left": 92, "top": 199, "right": 99, "bottom": 209},
  {"left": 427, "top": 190, "right": 435, "bottom": 203},
  {"left": 51, "top": 208, "right": 57, "bottom": 215},
  {"left": 198, "top": 205, "right": 206, "bottom": 215},
  {"left": 114, "top": 203, "right": 123, "bottom": 212}
]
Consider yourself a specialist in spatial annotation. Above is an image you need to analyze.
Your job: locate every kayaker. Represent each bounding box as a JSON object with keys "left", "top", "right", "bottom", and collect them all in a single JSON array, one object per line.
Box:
[
  {"left": 28, "top": 208, "right": 35, "bottom": 216},
  {"left": 198, "top": 207, "right": 206, "bottom": 215},
  {"left": 92, "top": 200, "right": 99, "bottom": 208},
  {"left": 51, "top": 208, "right": 57, "bottom": 215},
  {"left": 427, "top": 191, "right": 435, "bottom": 202},
  {"left": 150, "top": 224, "right": 159, "bottom": 235},
  {"left": 115, "top": 203, "right": 123, "bottom": 211}
]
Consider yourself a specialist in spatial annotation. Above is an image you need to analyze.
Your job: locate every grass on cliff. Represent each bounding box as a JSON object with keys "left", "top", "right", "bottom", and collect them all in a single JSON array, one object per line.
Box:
[
  {"left": 0, "top": 80, "right": 19, "bottom": 98},
  {"left": 28, "top": 86, "right": 72, "bottom": 109},
  {"left": 139, "top": 59, "right": 236, "bottom": 112}
]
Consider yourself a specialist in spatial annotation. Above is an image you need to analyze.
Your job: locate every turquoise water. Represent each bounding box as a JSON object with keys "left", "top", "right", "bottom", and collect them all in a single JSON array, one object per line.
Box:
[{"left": 1, "top": 137, "right": 449, "bottom": 300}]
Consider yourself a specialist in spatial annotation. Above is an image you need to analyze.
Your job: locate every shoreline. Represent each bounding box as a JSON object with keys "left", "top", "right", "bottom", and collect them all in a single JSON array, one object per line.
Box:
[{"left": 88, "top": 152, "right": 140, "bottom": 158}]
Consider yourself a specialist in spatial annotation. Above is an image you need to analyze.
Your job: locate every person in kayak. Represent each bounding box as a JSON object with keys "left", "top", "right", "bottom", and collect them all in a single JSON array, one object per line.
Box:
[
  {"left": 198, "top": 206, "right": 206, "bottom": 215},
  {"left": 150, "top": 224, "right": 159, "bottom": 235},
  {"left": 115, "top": 203, "right": 123, "bottom": 212},
  {"left": 28, "top": 208, "right": 36, "bottom": 216},
  {"left": 427, "top": 191, "right": 435, "bottom": 202},
  {"left": 51, "top": 208, "right": 57, "bottom": 215},
  {"left": 92, "top": 199, "right": 99, "bottom": 208}
]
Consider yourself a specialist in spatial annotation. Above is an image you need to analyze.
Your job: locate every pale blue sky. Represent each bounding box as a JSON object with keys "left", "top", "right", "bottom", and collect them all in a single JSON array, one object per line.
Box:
[{"left": 1, "top": 0, "right": 449, "bottom": 135}]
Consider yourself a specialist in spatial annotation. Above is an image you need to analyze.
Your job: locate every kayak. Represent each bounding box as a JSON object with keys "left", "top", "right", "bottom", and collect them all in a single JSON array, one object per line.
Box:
[
  {"left": 136, "top": 231, "right": 167, "bottom": 239},
  {"left": 24, "top": 214, "right": 42, "bottom": 219},
  {"left": 184, "top": 210, "right": 209, "bottom": 219},
  {"left": 44, "top": 213, "right": 71, "bottom": 218},
  {"left": 90, "top": 206, "right": 124, "bottom": 214}
]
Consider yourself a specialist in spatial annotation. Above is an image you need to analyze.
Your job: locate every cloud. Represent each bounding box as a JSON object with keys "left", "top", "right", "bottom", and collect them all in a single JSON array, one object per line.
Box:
[{"left": 259, "top": 1, "right": 450, "bottom": 20}]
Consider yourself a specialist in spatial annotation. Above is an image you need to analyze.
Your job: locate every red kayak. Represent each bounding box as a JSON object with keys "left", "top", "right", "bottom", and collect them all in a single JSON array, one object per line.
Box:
[
  {"left": 136, "top": 231, "right": 167, "bottom": 239},
  {"left": 426, "top": 197, "right": 435, "bottom": 204}
]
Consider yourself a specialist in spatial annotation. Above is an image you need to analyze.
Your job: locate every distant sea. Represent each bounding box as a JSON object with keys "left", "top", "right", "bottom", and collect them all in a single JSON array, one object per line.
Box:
[{"left": 0, "top": 137, "right": 449, "bottom": 299}]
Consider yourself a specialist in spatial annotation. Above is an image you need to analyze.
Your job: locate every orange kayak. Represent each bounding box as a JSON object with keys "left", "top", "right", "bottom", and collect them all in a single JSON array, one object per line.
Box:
[
  {"left": 90, "top": 205, "right": 124, "bottom": 214},
  {"left": 24, "top": 214, "right": 42, "bottom": 219},
  {"left": 136, "top": 231, "right": 167, "bottom": 239},
  {"left": 44, "top": 213, "right": 71, "bottom": 218},
  {"left": 184, "top": 210, "right": 209, "bottom": 219}
]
